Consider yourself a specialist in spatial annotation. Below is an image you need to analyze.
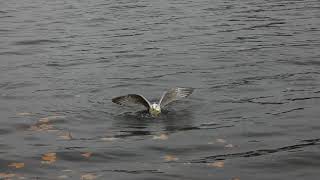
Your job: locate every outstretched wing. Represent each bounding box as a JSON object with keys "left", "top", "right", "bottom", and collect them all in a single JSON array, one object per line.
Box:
[
  {"left": 112, "top": 94, "right": 151, "bottom": 109},
  {"left": 159, "top": 87, "right": 194, "bottom": 107}
]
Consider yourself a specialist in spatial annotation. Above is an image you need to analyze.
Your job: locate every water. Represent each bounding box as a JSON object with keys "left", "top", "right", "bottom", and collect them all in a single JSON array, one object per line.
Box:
[{"left": 0, "top": 0, "right": 319, "bottom": 179}]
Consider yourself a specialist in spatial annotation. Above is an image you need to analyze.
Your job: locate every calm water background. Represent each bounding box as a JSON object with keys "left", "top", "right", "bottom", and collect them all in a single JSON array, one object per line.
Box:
[{"left": 1, "top": 0, "right": 320, "bottom": 179}]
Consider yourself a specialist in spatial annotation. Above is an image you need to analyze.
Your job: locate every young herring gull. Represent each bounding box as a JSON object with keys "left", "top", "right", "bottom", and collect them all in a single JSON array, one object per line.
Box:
[{"left": 112, "top": 87, "right": 194, "bottom": 117}]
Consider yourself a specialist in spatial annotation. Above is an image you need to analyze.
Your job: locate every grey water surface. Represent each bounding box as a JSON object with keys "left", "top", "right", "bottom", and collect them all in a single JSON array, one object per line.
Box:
[{"left": 1, "top": 0, "right": 320, "bottom": 179}]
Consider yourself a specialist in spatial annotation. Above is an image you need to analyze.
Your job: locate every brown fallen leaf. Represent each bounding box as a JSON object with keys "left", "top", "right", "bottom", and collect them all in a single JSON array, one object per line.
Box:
[
  {"left": 8, "top": 162, "right": 25, "bottom": 169},
  {"left": 207, "top": 161, "right": 225, "bottom": 168},
  {"left": 164, "top": 155, "right": 179, "bottom": 162},
  {"left": 216, "top": 138, "right": 226, "bottom": 143},
  {"left": 231, "top": 177, "right": 240, "bottom": 180},
  {"left": 81, "top": 173, "right": 96, "bottom": 180},
  {"left": 41, "top": 152, "right": 57, "bottom": 164},
  {"left": 81, "top": 152, "right": 92, "bottom": 158},
  {"left": 0, "top": 173, "right": 16, "bottom": 178},
  {"left": 152, "top": 134, "right": 168, "bottom": 140}
]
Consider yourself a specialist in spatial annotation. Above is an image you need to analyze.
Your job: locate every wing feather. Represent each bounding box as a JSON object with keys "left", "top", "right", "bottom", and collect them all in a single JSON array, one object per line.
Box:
[
  {"left": 112, "top": 94, "right": 151, "bottom": 109},
  {"left": 159, "top": 87, "right": 194, "bottom": 107}
]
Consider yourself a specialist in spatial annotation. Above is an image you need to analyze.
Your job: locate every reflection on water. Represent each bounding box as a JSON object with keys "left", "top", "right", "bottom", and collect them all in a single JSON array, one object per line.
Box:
[
  {"left": 113, "top": 108, "right": 194, "bottom": 137},
  {"left": 0, "top": 0, "right": 320, "bottom": 179}
]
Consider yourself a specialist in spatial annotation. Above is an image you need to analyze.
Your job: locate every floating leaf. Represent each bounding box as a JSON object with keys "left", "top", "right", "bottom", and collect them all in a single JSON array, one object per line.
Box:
[
  {"left": 29, "top": 116, "right": 64, "bottom": 132},
  {"left": 81, "top": 173, "right": 96, "bottom": 180},
  {"left": 164, "top": 155, "right": 179, "bottom": 162},
  {"left": 0, "top": 173, "right": 15, "bottom": 178},
  {"left": 38, "top": 118, "right": 50, "bottom": 123},
  {"left": 58, "top": 131, "right": 72, "bottom": 140},
  {"left": 39, "top": 116, "right": 65, "bottom": 123},
  {"left": 58, "top": 175, "right": 69, "bottom": 179},
  {"left": 8, "top": 162, "right": 25, "bottom": 169},
  {"left": 81, "top": 152, "right": 92, "bottom": 158},
  {"left": 47, "top": 129, "right": 59, "bottom": 132},
  {"left": 62, "top": 169, "right": 73, "bottom": 172},
  {"left": 207, "top": 161, "right": 224, "bottom": 168},
  {"left": 225, "top": 144, "right": 234, "bottom": 148},
  {"left": 152, "top": 134, "right": 168, "bottom": 140},
  {"left": 17, "top": 112, "right": 32, "bottom": 116},
  {"left": 18, "top": 175, "right": 26, "bottom": 179},
  {"left": 100, "top": 137, "right": 118, "bottom": 141},
  {"left": 41, "top": 152, "right": 57, "bottom": 164},
  {"left": 29, "top": 123, "right": 54, "bottom": 132},
  {"left": 216, "top": 138, "right": 226, "bottom": 143}
]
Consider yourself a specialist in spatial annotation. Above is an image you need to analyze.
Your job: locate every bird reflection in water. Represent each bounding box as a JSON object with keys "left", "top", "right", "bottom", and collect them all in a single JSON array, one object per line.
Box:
[{"left": 112, "top": 108, "right": 194, "bottom": 138}]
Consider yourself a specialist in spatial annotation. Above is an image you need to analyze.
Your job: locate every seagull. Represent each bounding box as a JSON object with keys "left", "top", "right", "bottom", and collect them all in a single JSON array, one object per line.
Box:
[{"left": 112, "top": 87, "right": 194, "bottom": 117}]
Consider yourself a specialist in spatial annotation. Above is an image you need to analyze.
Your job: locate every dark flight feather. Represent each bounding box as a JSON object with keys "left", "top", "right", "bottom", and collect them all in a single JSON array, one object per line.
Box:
[{"left": 112, "top": 94, "right": 151, "bottom": 109}]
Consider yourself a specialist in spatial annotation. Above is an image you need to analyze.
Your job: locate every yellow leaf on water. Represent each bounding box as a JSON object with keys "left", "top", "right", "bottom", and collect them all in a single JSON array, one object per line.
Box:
[
  {"left": 164, "top": 155, "right": 179, "bottom": 162},
  {"left": 152, "top": 134, "right": 168, "bottom": 140},
  {"left": 48, "top": 129, "right": 59, "bottom": 132},
  {"left": 58, "top": 131, "right": 72, "bottom": 140},
  {"left": 216, "top": 138, "right": 226, "bottom": 143},
  {"left": 81, "top": 152, "right": 92, "bottom": 158},
  {"left": 62, "top": 169, "right": 73, "bottom": 172},
  {"left": 18, "top": 175, "right": 26, "bottom": 179},
  {"left": 58, "top": 175, "right": 69, "bottom": 179},
  {"left": 8, "top": 162, "right": 25, "bottom": 169},
  {"left": 29, "top": 123, "right": 54, "bottom": 132},
  {"left": 39, "top": 116, "right": 66, "bottom": 123},
  {"left": 17, "top": 112, "right": 32, "bottom": 116},
  {"left": 0, "top": 173, "right": 15, "bottom": 178},
  {"left": 225, "top": 144, "right": 234, "bottom": 148},
  {"left": 81, "top": 173, "right": 96, "bottom": 180},
  {"left": 207, "top": 161, "right": 225, "bottom": 168},
  {"left": 29, "top": 116, "right": 64, "bottom": 132},
  {"left": 41, "top": 152, "right": 56, "bottom": 164},
  {"left": 100, "top": 137, "right": 118, "bottom": 141},
  {"left": 38, "top": 118, "right": 50, "bottom": 123}
]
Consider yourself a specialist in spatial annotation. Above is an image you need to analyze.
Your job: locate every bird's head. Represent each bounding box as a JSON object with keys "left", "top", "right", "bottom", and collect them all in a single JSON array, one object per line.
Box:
[{"left": 149, "top": 103, "right": 161, "bottom": 117}]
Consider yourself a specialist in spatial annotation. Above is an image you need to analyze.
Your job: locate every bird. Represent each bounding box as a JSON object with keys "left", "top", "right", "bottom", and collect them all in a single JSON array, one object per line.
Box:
[{"left": 112, "top": 87, "right": 194, "bottom": 117}]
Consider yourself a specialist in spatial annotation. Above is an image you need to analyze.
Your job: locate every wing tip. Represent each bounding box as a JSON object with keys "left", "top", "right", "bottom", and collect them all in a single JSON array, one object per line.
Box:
[
  {"left": 112, "top": 95, "right": 126, "bottom": 105},
  {"left": 111, "top": 96, "right": 120, "bottom": 104},
  {"left": 178, "top": 87, "right": 194, "bottom": 97}
]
